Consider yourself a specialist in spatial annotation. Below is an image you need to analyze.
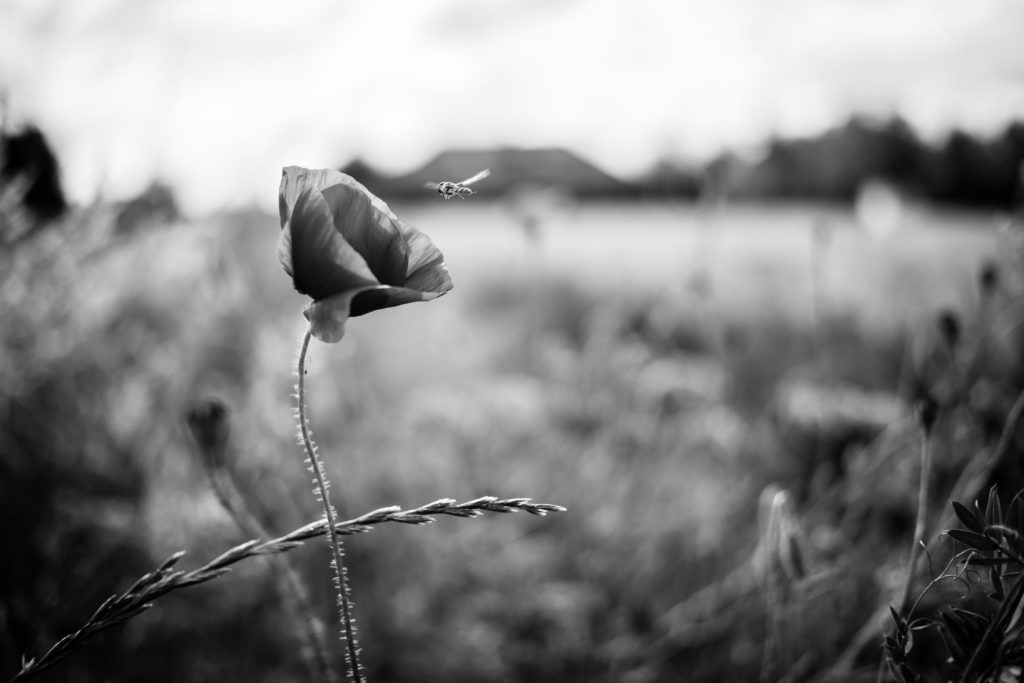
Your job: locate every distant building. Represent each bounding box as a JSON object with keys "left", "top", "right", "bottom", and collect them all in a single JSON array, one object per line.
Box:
[
  {"left": 343, "top": 147, "right": 631, "bottom": 199},
  {"left": 114, "top": 182, "right": 181, "bottom": 235}
]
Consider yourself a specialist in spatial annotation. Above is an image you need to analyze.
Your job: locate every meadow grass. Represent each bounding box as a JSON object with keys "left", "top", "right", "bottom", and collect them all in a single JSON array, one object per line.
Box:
[{"left": 2, "top": 196, "right": 1019, "bottom": 682}]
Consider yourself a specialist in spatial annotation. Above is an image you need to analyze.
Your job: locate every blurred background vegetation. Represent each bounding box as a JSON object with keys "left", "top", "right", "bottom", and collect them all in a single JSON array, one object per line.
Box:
[
  {"left": 351, "top": 116, "right": 1024, "bottom": 210},
  {"left": 3, "top": 113, "right": 1024, "bottom": 682}
]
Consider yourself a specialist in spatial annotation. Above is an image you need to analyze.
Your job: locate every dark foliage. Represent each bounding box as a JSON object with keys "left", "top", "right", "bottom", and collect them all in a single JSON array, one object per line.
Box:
[
  {"left": 887, "top": 488, "right": 1024, "bottom": 683},
  {"left": 0, "top": 126, "right": 67, "bottom": 226},
  {"left": 639, "top": 117, "right": 1024, "bottom": 208}
]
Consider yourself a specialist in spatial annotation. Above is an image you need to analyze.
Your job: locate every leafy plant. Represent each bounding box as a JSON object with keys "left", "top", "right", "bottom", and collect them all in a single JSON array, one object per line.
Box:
[{"left": 886, "top": 487, "right": 1024, "bottom": 683}]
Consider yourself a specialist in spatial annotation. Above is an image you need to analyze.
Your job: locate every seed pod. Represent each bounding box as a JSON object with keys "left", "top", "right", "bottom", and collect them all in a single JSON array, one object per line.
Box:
[
  {"left": 186, "top": 397, "right": 231, "bottom": 471},
  {"left": 917, "top": 394, "right": 939, "bottom": 434},
  {"left": 936, "top": 309, "right": 960, "bottom": 351},
  {"left": 979, "top": 261, "right": 1000, "bottom": 297}
]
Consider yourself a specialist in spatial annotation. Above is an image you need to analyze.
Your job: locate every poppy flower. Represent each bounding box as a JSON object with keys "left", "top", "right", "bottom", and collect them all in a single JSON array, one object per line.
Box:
[{"left": 278, "top": 166, "right": 453, "bottom": 342}]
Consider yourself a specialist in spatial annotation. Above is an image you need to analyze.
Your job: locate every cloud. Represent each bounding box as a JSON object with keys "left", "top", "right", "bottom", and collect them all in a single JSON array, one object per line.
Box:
[{"left": 1, "top": 0, "right": 1022, "bottom": 212}]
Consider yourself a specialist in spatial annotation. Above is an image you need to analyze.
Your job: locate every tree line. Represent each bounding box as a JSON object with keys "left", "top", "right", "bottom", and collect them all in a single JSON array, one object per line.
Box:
[{"left": 643, "top": 117, "right": 1024, "bottom": 208}]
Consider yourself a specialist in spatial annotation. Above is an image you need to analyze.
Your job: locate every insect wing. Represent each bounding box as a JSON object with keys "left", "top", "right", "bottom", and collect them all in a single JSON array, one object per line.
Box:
[{"left": 457, "top": 168, "right": 490, "bottom": 187}]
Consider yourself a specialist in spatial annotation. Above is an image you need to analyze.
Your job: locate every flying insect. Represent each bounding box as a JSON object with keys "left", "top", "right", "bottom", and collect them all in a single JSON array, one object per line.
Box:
[{"left": 425, "top": 168, "right": 491, "bottom": 200}]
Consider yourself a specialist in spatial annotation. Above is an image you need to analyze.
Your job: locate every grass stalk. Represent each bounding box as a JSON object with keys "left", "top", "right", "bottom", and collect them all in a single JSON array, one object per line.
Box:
[
  {"left": 877, "top": 418, "right": 934, "bottom": 682},
  {"left": 12, "top": 496, "right": 565, "bottom": 681},
  {"left": 900, "top": 420, "right": 933, "bottom": 613}
]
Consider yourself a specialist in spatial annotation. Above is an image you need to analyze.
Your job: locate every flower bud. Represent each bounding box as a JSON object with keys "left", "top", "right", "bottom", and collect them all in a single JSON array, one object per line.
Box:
[
  {"left": 917, "top": 394, "right": 939, "bottom": 434},
  {"left": 186, "top": 398, "right": 231, "bottom": 470},
  {"left": 979, "top": 261, "right": 1000, "bottom": 297},
  {"left": 936, "top": 309, "right": 960, "bottom": 351}
]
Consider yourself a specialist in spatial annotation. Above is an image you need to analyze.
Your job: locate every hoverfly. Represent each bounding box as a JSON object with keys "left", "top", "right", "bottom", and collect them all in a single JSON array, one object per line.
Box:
[{"left": 425, "top": 168, "right": 491, "bottom": 200}]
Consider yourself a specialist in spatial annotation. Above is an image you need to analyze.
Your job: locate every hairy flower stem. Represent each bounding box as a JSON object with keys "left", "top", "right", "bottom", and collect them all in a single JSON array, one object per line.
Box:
[{"left": 297, "top": 330, "right": 363, "bottom": 683}]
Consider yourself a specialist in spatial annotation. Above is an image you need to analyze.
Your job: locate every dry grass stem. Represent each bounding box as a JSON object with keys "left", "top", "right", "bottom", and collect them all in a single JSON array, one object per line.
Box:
[
  {"left": 899, "top": 421, "right": 933, "bottom": 613},
  {"left": 12, "top": 496, "right": 565, "bottom": 682}
]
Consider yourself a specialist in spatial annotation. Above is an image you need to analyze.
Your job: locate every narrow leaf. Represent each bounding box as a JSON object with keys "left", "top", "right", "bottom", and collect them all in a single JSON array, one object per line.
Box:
[
  {"left": 953, "top": 500, "right": 985, "bottom": 533},
  {"left": 987, "top": 484, "right": 1004, "bottom": 525},
  {"left": 947, "top": 529, "right": 999, "bottom": 551},
  {"left": 890, "top": 604, "right": 908, "bottom": 632}
]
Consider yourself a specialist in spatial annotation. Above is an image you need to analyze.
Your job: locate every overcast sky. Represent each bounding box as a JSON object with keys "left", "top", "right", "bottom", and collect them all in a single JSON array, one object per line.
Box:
[{"left": 2, "top": 0, "right": 1023, "bottom": 213}]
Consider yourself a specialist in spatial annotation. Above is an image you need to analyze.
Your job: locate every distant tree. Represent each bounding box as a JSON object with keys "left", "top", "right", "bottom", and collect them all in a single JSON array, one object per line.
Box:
[
  {"left": 114, "top": 181, "right": 181, "bottom": 236},
  {"left": 930, "top": 129, "right": 987, "bottom": 204},
  {"left": 923, "top": 127, "right": 1024, "bottom": 207},
  {"left": 0, "top": 125, "right": 68, "bottom": 224},
  {"left": 715, "top": 117, "right": 1022, "bottom": 208},
  {"left": 1007, "top": 121, "right": 1024, "bottom": 209},
  {"left": 872, "top": 116, "right": 927, "bottom": 187},
  {"left": 635, "top": 160, "right": 701, "bottom": 199}
]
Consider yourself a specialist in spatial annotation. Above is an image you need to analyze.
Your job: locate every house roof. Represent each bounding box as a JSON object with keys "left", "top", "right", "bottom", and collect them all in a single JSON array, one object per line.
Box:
[{"left": 348, "top": 147, "right": 630, "bottom": 198}]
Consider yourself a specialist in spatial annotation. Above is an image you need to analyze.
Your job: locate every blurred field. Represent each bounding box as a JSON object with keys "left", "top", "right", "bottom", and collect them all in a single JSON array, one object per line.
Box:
[{"left": 2, "top": 197, "right": 1019, "bottom": 682}]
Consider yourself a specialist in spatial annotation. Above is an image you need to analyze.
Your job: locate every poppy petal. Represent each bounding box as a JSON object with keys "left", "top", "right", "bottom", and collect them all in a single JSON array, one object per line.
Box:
[
  {"left": 278, "top": 187, "right": 379, "bottom": 301},
  {"left": 281, "top": 167, "right": 357, "bottom": 228},
  {"left": 280, "top": 166, "right": 397, "bottom": 228},
  {"left": 395, "top": 217, "right": 453, "bottom": 294},
  {"left": 349, "top": 283, "right": 448, "bottom": 317},
  {"left": 302, "top": 288, "right": 371, "bottom": 343},
  {"left": 320, "top": 183, "right": 410, "bottom": 286},
  {"left": 304, "top": 285, "right": 447, "bottom": 342}
]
